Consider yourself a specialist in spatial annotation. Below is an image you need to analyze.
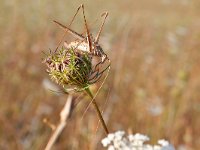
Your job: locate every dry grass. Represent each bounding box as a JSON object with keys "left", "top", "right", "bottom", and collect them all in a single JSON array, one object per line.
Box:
[{"left": 0, "top": 0, "right": 200, "bottom": 149}]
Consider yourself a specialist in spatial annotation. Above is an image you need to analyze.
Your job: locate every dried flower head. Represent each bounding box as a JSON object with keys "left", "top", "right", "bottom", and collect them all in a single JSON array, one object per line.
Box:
[{"left": 43, "top": 47, "right": 107, "bottom": 92}]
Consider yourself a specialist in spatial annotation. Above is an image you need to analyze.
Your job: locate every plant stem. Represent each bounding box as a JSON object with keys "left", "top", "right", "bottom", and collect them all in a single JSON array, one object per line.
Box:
[
  {"left": 45, "top": 95, "right": 73, "bottom": 150},
  {"left": 85, "top": 87, "right": 109, "bottom": 135}
]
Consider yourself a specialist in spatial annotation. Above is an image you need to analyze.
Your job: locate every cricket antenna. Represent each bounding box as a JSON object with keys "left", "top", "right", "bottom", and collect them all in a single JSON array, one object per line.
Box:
[{"left": 95, "top": 12, "right": 108, "bottom": 43}]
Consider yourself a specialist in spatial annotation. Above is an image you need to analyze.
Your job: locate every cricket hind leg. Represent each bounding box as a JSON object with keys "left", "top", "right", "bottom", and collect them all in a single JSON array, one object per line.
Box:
[
  {"left": 54, "top": 5, "right": 82, "bottom": 52},
  {"left": 84, "top": 62, "right": 111, "bottom": 133}
]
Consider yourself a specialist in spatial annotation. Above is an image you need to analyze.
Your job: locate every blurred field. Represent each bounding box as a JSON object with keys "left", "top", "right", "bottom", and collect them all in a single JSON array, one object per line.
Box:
[{"left": 0, "top": 0, "right": 200, "bottom": 149}]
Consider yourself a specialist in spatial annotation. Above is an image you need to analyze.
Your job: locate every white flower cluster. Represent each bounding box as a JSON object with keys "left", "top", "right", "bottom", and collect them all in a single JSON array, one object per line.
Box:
[{"left": 101, "top": 131, "right": 175, "bottom": 150}]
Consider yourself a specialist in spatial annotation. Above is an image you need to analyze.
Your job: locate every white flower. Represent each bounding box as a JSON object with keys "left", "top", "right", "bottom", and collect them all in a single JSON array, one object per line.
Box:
[
  {"left": 108, "top": 145, "right": 115, "bottom": 150},
  {"left": 101, "top": 131, "right": 175, "bottom": 150},
  {"left": 128, "top": 133, "right": 149, "bottom": 147},
  {"left": 158, "top": 139, "right": 169, "bottom": 146},
  {"left": 108, "top": 133, "right": 115, "bottom": 141},
  {"left": 114, "top": 131, "right": 125, "bottom": 140},
  {"left": 158, "top": 139, "right": 175, "bottom": 150},
  {"left": 102, "top": 137, "right": 111, "bottom": 147},
  {"left": 129, "top": 133, "right": 149, "bottom": 141}
]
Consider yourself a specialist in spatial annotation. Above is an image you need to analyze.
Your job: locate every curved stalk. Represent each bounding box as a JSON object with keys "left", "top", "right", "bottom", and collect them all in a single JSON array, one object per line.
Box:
[{"left": 85, "top": 87, "right": 109, "bottom": 135}]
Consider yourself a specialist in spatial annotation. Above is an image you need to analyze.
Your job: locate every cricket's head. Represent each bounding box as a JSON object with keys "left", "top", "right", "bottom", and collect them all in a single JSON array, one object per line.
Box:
[{"left": 94, "top": 44, "right": 108, "bottom": 62}]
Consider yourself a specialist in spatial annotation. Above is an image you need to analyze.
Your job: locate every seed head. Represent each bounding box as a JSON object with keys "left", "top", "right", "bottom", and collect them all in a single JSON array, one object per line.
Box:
[{"left": 43, "top": 47, "right": 93, "bottom": 91}]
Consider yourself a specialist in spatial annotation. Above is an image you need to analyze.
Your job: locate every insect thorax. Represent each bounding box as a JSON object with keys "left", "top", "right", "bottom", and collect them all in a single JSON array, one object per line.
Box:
[{"left": 64, "top": 41, "right": 107, "bottom": 61}]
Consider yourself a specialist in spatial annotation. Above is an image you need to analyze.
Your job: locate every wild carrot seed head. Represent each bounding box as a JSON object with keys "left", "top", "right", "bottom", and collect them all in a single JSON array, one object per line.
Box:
[{"left": 43, "top": 47, "right": 93, "bottom": 91}]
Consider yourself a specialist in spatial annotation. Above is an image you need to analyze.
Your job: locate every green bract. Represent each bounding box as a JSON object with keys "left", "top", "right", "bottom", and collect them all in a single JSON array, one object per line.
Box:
[{"left": 44, "top": 48, "right": 93, "bottom": 91}]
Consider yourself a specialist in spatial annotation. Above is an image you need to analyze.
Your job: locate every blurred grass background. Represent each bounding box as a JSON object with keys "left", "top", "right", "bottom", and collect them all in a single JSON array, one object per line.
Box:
[{"left": 0, "top": 0, "right": 200, "bottom": 149}]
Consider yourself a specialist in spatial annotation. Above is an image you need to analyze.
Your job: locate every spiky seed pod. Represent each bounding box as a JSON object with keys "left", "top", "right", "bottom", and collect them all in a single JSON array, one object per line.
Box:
[{"left": 44, "top": 47, "right": 93, "bottom": 91}]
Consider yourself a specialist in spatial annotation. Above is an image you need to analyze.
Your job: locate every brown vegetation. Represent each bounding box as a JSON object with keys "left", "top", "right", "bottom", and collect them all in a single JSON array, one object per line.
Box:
[{"left": 0, "top": 0, "right": 200, "bottom": 149}]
